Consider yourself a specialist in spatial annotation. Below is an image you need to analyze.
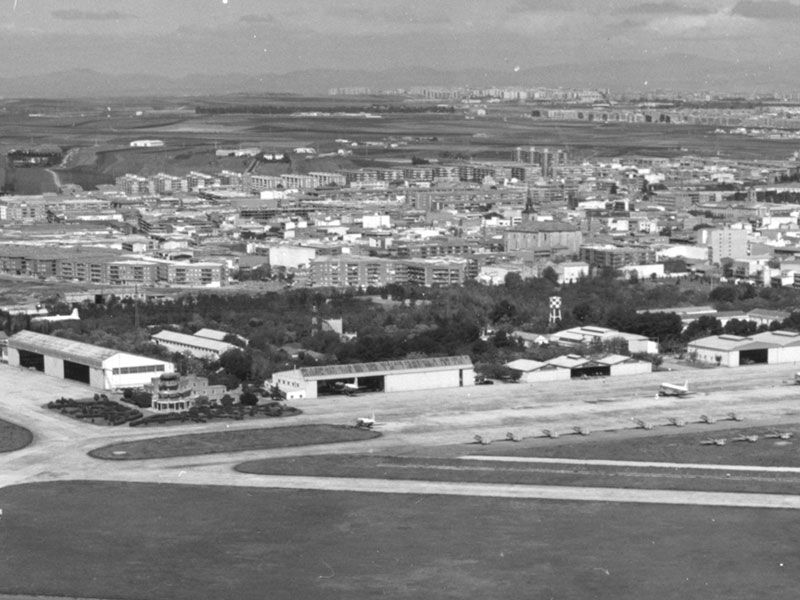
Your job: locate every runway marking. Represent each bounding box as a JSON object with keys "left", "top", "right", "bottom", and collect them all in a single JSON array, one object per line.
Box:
[{"left": 459, "top": 455, "right": 800, "bottom": 473}]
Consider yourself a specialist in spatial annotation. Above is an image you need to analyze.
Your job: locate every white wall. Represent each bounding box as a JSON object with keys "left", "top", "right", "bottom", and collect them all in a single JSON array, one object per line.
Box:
[
  {"left": 609, "top": 361, "right": 652, "bottom": 376},
  {"left": 519, "top": 369, "right": 570, "bottom": 383},
  {"left": 384, "top": 368, "right": 474, "bottom": 393}
]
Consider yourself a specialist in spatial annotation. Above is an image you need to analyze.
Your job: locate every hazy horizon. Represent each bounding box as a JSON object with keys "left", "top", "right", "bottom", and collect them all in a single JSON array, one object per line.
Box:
[{"left": 2, "top": 2, "right": 798, "bottom": 76}]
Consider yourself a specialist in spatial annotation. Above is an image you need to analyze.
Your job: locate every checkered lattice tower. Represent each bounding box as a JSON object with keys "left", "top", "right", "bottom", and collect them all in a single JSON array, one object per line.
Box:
[{"left": 549, "top": 296, "right": 562, "bottom": 327}]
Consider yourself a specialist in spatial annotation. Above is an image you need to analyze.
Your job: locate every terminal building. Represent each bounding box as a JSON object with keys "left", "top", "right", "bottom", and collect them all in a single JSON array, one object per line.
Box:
[
  {"left": 271, "top": 355, "right": 475, "bottom": 400},
  {"left": 7, "top": 330, "right": 174, "bottom": 390}
]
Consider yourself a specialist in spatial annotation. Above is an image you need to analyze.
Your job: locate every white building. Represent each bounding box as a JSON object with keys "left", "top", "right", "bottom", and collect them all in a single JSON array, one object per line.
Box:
[
  {"left": 271, "top": 356, "right": 475, "bottom": 400},
  {"left": 130, "top": 139, "right": 164, "bottom": 148},
  {"left": 150, "top": 330, "right": 238, "bottom": 359},
  {"left": 7, "top": 330, "right": 174, "bottom": 390},
  {"left": 688, "top": 330, "right": 800, "bottom": 367}
]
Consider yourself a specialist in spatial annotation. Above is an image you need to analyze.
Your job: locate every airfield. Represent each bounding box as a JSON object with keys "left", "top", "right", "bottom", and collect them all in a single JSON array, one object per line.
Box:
[{"left": 2, "top": 360, "right": 800, "bottom": 599}]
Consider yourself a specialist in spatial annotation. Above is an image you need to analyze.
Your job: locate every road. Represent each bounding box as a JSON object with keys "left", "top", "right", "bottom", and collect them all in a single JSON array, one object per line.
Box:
[{"left": 2, "top": 361, "right": 800, "bottom": 509}]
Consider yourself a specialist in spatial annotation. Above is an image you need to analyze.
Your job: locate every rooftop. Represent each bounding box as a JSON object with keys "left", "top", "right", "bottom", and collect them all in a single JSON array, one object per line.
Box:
[{"left": 299, "top": 355, "right": 473, "bottom": 379}]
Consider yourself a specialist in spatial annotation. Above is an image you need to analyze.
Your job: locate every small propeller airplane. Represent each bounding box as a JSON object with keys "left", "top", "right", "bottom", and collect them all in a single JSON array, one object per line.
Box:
[
  {"left": 700, "top": 438, "right": 727, "bottom": 446},
  {"left": 659, "top": 380, "right": 691, "bottom": 397},
  {"left": 355, "top": 413, "right": 377, "bottom": 429}
]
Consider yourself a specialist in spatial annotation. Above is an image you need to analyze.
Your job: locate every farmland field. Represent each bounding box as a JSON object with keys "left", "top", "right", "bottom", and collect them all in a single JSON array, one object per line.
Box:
[{"left": 1, "top": 95, "right": 798, "bottom": 194}]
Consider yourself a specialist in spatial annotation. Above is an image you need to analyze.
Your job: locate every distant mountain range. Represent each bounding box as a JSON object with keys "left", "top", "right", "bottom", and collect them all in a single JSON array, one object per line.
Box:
[{"left": 0, "top": 55, "right": 791, "bottom": 99}]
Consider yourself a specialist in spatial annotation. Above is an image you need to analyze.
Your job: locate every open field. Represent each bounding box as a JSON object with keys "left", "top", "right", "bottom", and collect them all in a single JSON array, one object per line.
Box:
[
  {"left": 0, "top": 419, "right": 32, "bottom": 453},
  {"left": 1, "top": 480, "right": 798, "bottom": 600},
  {"left": 89, "top": 424, "right": 379, "bottom": 460}
]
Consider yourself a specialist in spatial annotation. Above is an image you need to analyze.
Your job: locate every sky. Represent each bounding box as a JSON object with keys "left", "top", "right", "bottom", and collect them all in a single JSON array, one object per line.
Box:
[{"left": 2, "top": 0, "right": 799, "bottom": 80}]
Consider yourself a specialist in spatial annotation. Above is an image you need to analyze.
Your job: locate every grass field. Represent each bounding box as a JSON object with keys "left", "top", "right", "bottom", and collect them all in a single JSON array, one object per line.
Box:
[
  {"left": 477, "top": 423, "right": 800, "bottom": 467},
  {"left": 0, "top": 480, "right": 797, "bottom": 600},
  {"left": 0, "top": 418, "right": 33, "bottom": 453},
  {"left": 234, "top": 453, "right": 800, "bottom": 495},
  {"left": 89, "top": 424, "right": 379, "bottom": 460}
]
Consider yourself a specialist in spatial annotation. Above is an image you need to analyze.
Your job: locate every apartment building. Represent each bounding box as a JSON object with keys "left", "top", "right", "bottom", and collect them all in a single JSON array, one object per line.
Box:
[
  {"left": 579, "top": 245, "right": 657, "bottom": 269},
  {"left": 505, "top": 222, "right": 583, "bottom": 257}
]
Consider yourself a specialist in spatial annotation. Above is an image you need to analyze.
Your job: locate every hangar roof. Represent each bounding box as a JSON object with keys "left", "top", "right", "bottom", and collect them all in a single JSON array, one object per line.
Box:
[
  {"left": 8, "top": 330, "right": 171, "bottom": 370},
  {"left": 687, "top": 334, "right": 778, "bottom": 352},
  {"left": 505, "top": 358, "right": 546, "bottom": 372},
  {"left": 750, "top": 330, "right": 800, "bottom": 347},
  {"left": 151, "top": 330, "right": 236, "bottom": 354},
  {"left": 299, "top": 355, "right": 473, "bottom": 380}
]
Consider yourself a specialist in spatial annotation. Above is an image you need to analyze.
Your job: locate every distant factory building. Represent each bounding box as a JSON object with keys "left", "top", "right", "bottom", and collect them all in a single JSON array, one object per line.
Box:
[
  {"left": 7, "top": 330, "right": 174, "bottom": 390},
  {"left": 270, "top": 356, "right": 475, "bottom": 400}
]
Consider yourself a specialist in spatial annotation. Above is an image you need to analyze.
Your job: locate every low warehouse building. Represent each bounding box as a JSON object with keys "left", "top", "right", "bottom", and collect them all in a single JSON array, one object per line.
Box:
[
  {"left": 150, "top": 330, "right": 238, "bottom": 359},
  {"left": 8, "top": 330, "right": 174, "bottom": 390},
  {"left": 506, "top": 353, "right": 651, "bottom": 382},
  {"left": 271, "top": 355, "right": 474, "bottom": 400}
]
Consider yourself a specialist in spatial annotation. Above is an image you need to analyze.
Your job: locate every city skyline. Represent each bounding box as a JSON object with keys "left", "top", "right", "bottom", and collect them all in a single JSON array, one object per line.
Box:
[{"left": 3, "top": 0, "right": 800, "bottom": 92}]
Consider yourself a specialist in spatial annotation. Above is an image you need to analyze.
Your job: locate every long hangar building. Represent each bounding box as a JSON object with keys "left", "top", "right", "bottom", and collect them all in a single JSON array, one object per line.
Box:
[
  {"left": 688, "top": 330, "right": 800, "bottom": 367},
  {"left": 271, "top": 355, "right": 475, "bottom": 400},
  {"left": 7, "top": 330, "right": 174, "bottom": 389}
]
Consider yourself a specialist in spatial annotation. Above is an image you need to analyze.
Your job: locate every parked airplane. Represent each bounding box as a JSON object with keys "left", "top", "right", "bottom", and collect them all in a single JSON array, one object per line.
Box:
[
  {"left": 333, "top": 382, "right": 367, "bottom": 396},
  {"left": 355, "top": 413, "right": 377, "bottom": 429},
  {"left": 659, "top": 380, "right": 691, "bottom": 397},
  {"left": 31, "top": 308, "right": 80, "bottom": 323}
]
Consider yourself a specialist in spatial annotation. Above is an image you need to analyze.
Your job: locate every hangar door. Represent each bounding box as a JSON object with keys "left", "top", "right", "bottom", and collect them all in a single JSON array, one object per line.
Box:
[
  {"left": 571, "top": 364, "right": 611, "bottom": 379},
  {"left": 64, "top": 360, "right": 91, "bottom": 384},
  {"left": 18, "top": 349, "right": 44, "bottom": 371},
  {"left": 739, "top": 348, "right": 768, "bottom": 365}
]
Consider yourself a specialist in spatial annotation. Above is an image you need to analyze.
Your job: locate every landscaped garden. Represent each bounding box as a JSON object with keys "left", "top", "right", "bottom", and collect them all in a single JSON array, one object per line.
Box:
[{"left": 0, "top": 418, "right": 33, "bottom": 452}]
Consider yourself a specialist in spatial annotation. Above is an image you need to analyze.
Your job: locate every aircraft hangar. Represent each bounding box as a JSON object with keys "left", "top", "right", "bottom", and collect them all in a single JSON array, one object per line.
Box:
[
  {"left": 7, "top": 330, "right": 175, "bottom": 390},
  {"left": 687, "top": 330, "right": 800, "bottom": 367},
  {"left": 271, "top": 355, "right": 475, "bottom": 400}
]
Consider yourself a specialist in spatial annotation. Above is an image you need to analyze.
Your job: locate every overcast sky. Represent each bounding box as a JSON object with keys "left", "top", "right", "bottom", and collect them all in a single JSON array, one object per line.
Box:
[{"left": 2, "top": 0, "right": 798, "bottom": 78}]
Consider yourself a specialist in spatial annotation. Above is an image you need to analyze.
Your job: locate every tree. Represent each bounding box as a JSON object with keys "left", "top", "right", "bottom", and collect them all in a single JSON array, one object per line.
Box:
[
  {"left": 504, "top": 271, "right": 523, "bottom": 289},
  {"left": 709, "top": 285, "right": 737, "bottom": 304},
  {"left": 239, "top": 390, "right": 259, "bottom": 406},
  {"left": 542, "top": 266, "right": 559, "bottom": 285},
  {"left": 682, "top": 315, "right": 722, "bottom": 342},
  {"left": 219, "top": 348, "right": 252, "bottom": 382}
]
